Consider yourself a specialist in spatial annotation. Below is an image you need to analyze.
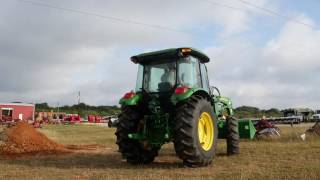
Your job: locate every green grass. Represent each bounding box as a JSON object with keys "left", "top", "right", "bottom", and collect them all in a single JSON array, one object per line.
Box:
[
  {"left": 0, "top": 124, "right": 319, "bottom": 180},
  {"left": 38, "top": 124, "right": 115, "bottom": 145}
]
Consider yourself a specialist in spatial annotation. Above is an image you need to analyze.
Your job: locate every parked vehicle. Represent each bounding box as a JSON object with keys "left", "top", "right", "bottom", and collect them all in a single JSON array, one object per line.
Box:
[
  {"left": 108, "top": 117, "right": 119, "bottom": 127},
  {"left": 313, "top": 110, "right": 320, "bottom": 121},
  {"left": 282, "top": 108, "right": 314, "bottom": 123}
]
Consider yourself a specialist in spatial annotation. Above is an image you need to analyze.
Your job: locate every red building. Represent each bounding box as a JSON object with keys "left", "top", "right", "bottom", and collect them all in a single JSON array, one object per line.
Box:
[{"left": 0, "top": 103, "right": 35, "bottom": 121}]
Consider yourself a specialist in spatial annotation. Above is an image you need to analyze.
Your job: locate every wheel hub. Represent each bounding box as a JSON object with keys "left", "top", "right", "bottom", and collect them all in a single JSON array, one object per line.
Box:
[{"left": 198, "top": 112, "right": 214, "bottom": 151}]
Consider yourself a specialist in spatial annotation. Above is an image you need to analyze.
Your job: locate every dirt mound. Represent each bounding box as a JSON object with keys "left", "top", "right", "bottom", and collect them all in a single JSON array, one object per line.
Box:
[
  {"left": 0, "top": 122, "right": 69, "bottom": 155},
  {"left": 306, "top": 121, "right": 320, "bottom": 136}
]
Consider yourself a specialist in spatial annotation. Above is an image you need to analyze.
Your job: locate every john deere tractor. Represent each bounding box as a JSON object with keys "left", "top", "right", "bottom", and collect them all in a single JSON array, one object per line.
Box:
[{"left": 116, "top": 47, "right": 239, "bottom": 167}]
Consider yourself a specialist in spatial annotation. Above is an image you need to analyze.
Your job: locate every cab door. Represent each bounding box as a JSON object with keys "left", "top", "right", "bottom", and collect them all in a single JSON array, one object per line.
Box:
[{"left": 200, "top": 63, "right": 210, "bottom": 93}]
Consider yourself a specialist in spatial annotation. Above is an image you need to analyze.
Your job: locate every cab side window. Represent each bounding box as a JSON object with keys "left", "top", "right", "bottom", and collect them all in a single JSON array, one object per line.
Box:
[
  {"left": 200, "top": 63, "right": 210, "bottom": 92},
  {"left": 178, "top": 56, "right": 202, "bottom": 88}
]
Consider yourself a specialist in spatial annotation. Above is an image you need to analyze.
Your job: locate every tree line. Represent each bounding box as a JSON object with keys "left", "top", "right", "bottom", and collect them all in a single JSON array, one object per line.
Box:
[
  {"left": 234, "top": 106, "right": 283, "bottom": 118},
  {"left": 36, "top": 103, "right": 284, "bottom": 118},
  {"left": 35, "top": 103, "right": 120, "bottom": 117}
]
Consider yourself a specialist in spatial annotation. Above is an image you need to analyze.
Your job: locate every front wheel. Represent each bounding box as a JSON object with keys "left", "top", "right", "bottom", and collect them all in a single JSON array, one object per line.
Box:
[
  {"left": 174, "top": 95, "right": 217, "bottom": 167},
  {"left": 226, "top": 116, "right": 240, "bottom": 155}
]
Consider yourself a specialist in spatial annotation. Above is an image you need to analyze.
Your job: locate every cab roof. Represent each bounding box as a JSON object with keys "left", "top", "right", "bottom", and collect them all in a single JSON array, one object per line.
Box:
[{"left": 130, "top": 47, "right": 210, "bottom": 64}]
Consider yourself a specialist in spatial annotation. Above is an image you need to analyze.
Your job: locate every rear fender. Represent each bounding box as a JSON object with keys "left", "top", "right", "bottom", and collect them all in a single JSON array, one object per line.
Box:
[
  {"left": 119, "top": 93, "right": 142, "bottom": 106},
  {"left": 171, "top": 88, "right": 210, "bottom": 105}
]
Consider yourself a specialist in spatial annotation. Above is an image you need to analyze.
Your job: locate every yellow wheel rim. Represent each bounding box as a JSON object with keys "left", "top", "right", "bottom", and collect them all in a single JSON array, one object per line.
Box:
[{"left": 198, "top": 112, "right": 214, "bottom": 151}]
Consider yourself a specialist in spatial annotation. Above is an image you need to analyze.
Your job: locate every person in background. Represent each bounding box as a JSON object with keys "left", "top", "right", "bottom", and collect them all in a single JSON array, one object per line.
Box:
[
  {"left": 255, "top": 116, "right": 280, "bottom": 137},
  {"left": 256, "top": 116, "right": 273, "bottom": 132}
]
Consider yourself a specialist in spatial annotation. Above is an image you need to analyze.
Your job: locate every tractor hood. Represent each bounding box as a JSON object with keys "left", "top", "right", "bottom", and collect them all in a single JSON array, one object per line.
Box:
[{"left": 130, "top": 47, "right": 210, "bottom": 65}]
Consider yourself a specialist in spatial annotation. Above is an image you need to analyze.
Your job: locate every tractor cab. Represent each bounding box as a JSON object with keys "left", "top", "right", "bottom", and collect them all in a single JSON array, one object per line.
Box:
[
  {"left": 121, "top": 48, "right": 211, "bottom": 106},
  {"left": 122, "top": 48, "right": 212, "bottom": 115},
  {"left": 133, "top": 49, "right": 210, "bottom": 94}
]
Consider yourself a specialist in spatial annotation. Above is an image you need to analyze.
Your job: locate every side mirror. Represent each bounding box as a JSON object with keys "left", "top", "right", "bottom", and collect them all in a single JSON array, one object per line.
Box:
[{"left": 210, "top": 86, "right": 221, "bottom": 96}]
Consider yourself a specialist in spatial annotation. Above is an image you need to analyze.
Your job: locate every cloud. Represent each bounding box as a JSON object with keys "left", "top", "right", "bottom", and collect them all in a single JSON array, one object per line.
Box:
[
  {"left": 203, "top": 0, "right": 272, "bottom": 36},
  {"left": 204, "top": 15, "right": 320, "bottom": 109},
  {"left": 263, "top": 15, "right": 320, "bottom": 72}
]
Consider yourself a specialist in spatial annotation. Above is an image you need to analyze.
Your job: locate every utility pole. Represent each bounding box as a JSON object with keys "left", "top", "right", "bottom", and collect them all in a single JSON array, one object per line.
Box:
[
  {"left": 78, "top": 91, "right": 81, "bottom": 105},
  {"left": 77, "top": 91, "right": 81, "bottom": 119}
]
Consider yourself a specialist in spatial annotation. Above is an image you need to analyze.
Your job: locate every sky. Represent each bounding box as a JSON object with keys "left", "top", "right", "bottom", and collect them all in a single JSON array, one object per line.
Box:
[{"left": 0, "top": 0, "right": 319, "bottom": 109}]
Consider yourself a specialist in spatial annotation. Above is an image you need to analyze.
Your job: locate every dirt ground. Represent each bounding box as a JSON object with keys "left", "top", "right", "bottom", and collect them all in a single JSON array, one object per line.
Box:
[{"left": 0, "top": 123, "right": 319, "bottom": 180}]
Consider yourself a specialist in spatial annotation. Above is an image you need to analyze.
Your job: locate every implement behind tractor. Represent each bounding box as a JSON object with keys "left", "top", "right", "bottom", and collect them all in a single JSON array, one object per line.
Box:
[{"left": 116, "top": 48, "right": 240, "bottom": 167}]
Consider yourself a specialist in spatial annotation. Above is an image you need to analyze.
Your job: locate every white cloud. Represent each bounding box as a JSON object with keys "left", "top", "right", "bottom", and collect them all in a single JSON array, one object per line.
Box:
[
  {"left": 204, "top": 14, "right": 320, "bottom": 109},
  {"left": 263, "top": 15, "right": 320, "bottom": 71},
  {"left": 203, "top": 0, "right": 271, "bottom": 36}
]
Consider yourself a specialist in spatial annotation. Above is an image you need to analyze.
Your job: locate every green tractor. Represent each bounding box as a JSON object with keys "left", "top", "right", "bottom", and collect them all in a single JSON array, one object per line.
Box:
[{"left": 116, "top": 47, "right": 239, "bottom": 167}]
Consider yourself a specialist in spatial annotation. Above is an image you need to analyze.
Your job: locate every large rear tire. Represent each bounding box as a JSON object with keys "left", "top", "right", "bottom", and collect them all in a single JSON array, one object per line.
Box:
[
  {"left": 115, "top": 106, "right": 158, "bottom": 164},
  {"left": 174, "top": 95, "right": 217, "bottom": 167},
  {"left": 226, "top": 116, "right": 240, "bottom": 155}
]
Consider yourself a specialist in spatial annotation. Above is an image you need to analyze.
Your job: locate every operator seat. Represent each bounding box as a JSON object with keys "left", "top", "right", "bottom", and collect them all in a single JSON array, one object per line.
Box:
[{"left": 158, "top": 71, "right": 174, "bottom": 92}]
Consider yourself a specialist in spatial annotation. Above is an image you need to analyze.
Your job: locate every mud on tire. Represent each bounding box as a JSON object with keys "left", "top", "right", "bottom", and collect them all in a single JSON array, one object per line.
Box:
[
  {"left": 174, "top": 95, "right": 218, "bottom": 167},
  {"left": 115, "top": 106, "right": 158, "bottom": 164}
]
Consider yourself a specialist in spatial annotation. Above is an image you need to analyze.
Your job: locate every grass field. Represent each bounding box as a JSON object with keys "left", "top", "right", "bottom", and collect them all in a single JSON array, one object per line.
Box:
[{"left": 0, "top": 123, "right": 319, "bottom": 180}]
